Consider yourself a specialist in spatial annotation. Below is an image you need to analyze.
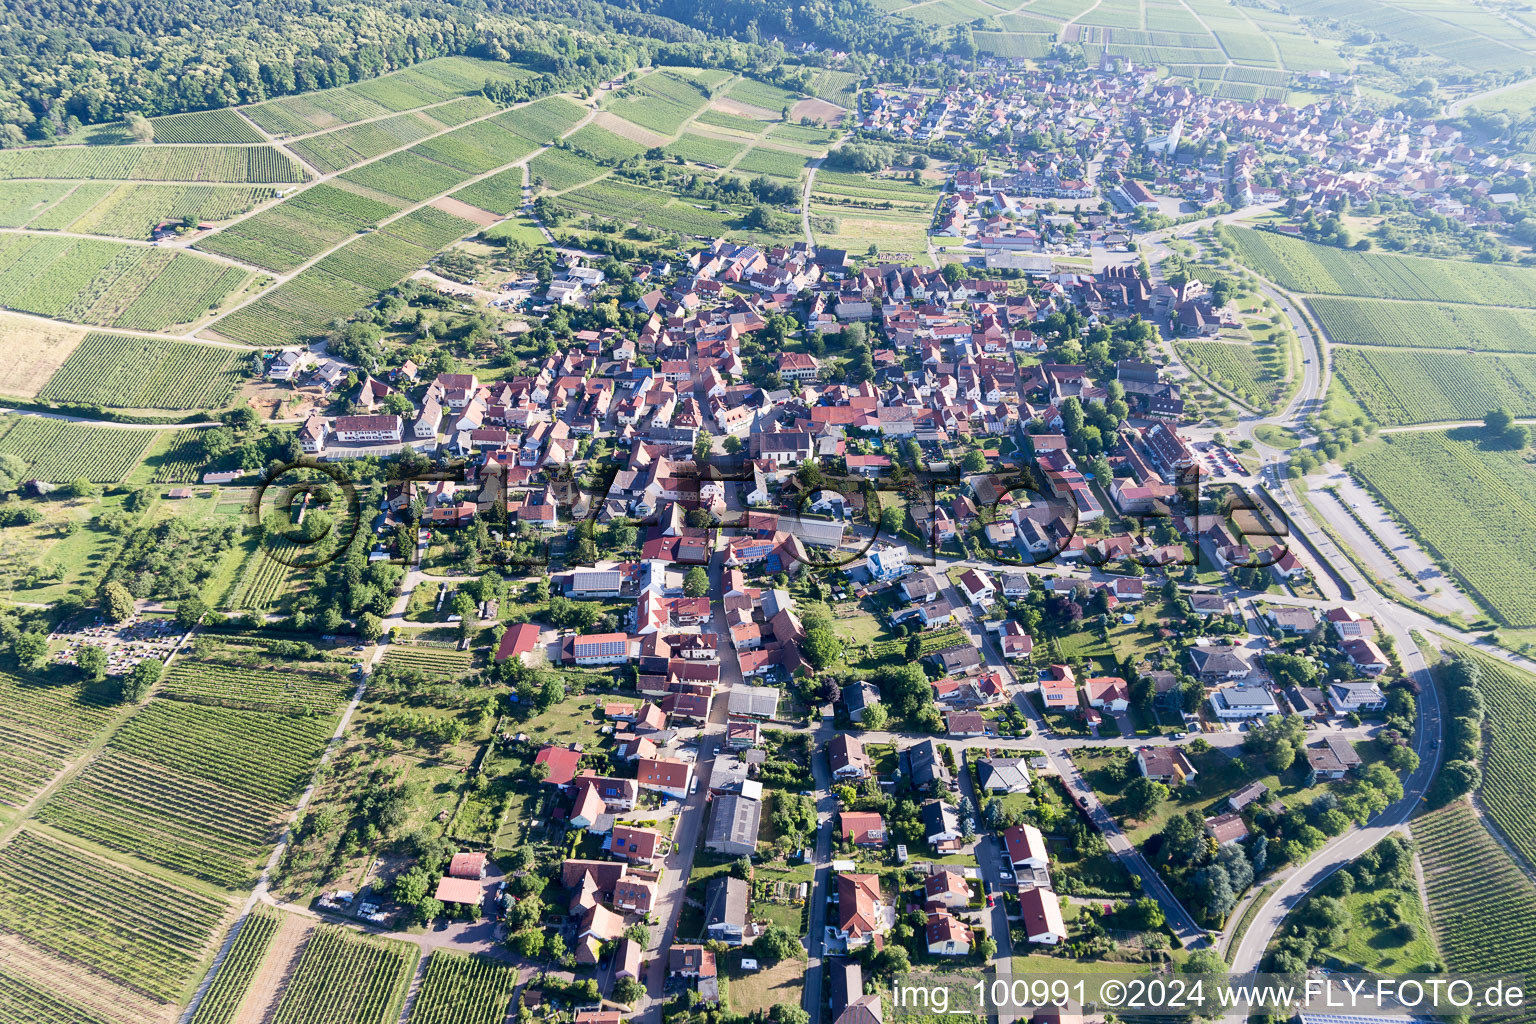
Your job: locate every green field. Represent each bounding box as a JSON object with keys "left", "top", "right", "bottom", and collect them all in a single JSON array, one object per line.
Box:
[
  {"left": 1416, "top": 802, "right": 1536, "bottom": 1024},
  {"left": 189, "top": 907, "right": 282, "bottom": 1024},
  {"left": 662, "top": 132, "right": 746, "bottom": 168},
  {"left": 565, "top": 123, "right": 647, "bottom": 163},
  {"left": 604, "top": 70, "right": 713, "bottom": 134},
  {"left": 269, "top": 926, "right": 419, "bottom": 1024},
  {"left": 0, "top": 234, "right": 250, "bottom": 330},
  {"left": 0, "top": 829, "right": 231, "bottom": 1002},
  {"left": 727, "top": 77, "right": 803, "bottom": 112},
  {"left": 197, "top": 182, "right": 403, "bottom": 272},
  {"left": 1332, "top": 346, "right": 1536, "bottom": 426},
  {"left": 1227, "top": 227, "right": 1536, "bottom": 307},
  {"left": 734, "top": 146, "right": 812, "bottom": 179},
  {"left": 38, "top": 332, "right": 248, "bottom": 410},
  {"left": 526, "top": 148, "right": 609, "bottom": 192},
  {"left": 407, "top": 951, "right": 519, "bottom": 1024},
  {"left": 0, "top": 668, "right": 120, "bottom": 812},
  {"left": 492, "top": 95, "right": 589, "bottom": 146},
  {"left": 1311, "top": 296, "right": 1536, "bottom": 354},
  {"left": 1349, "top": 430, "right": 1536, "bottom": 626},
  {"left": 0, "top": 145, "right": 304, "bottom": 183},
  {"left": 35, "top": 183, "right": 275, "bottom": 239},
  {"left": 0, "top": 415, "right": 158, "bottom": 481},
  {"left": 288, "top": 111, "right": 443, "bottom": 174},
  {"left": 1178, "top": 339, "right": 1287, "bottom": 410},
  {"left": 160, "top": 653, "right": 353, "bottom": 715}
]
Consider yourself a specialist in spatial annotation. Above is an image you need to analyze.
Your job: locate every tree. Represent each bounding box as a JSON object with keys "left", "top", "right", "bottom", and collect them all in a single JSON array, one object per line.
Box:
[
  {"left": 175, "top": 595, "right": 208, "bottom": 628},
  {"left": 513, "top": 927, "right": 545, "bottom": 958},
  {"left": 752, "top": 925, "right": 802, "bottom": 965},
  {"left": 859, "top": 702, "right": 889, "bottom": 731},
  {"left": 393, "top": 866, "right": 431, "bottom": 905},
  {"left": 1485, "top": 408, "right": 1515, "bottom": 433},
  {"left": 694, "top": 430, "right": 715, "bottom": 462},
  {"left": 974, "top": 935, "right": 997, "bottom": 960},
  {"left": 772, "top": 1005, "right": 811, "bottom": 1024},
  {"left": 103, "top": 580, "right": 136, "bottom": 622},
  {"left": 121, "top": 658, "right": 160, "bottom": 702},
  {"left": 683, "top": 566, "right": 710, "bottom": 598},
  {"left": 125, "top": 112, "right": 154, "bottom": 143},
  {"left": 1432, "top": 760, "right": 1481, "bottom": 804},
  {"left": 1123, "top": 776, "right": 1169, "bottom": 818},
  {"left": 0, "top": 454, "right": 26, "bottom": 495},
  {"left": 612, "top": 978, "right": 645, "bottom": 1005},
  {"left": 75, "top": 644, "right": 107, "bottom": 681},
  {"left": 803, "top": 626, "right": 842, "bottom": 670},
  {"left": 359, "top": 612, "right": 383, "bottom": 642},
  {"left": 10, "top": 631, "right": 48, "bottom": 670},
  {"left": 962, "top": 449, "right": 988, "bottom": 474},
  {"left": 64, "top": 478, "right": 101, "bottom": 499},
  {"left": 546, "top": 932, "right": 567, "bottom": 963}
]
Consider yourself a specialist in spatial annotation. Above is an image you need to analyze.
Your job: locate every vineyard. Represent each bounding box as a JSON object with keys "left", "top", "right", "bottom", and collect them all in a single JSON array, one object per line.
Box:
[
  {"left": 452, "top": 168, "right": 530, "bottom": 215},
  {"left": 0, "top": 966, "right": 113, "bottom": 1024},
  {"left": 0, "top": 415, "right": 157, "bottom": 482},
  {"left": 1226, "top": 226, "right": 1536, "bottom": 307},
  {"left": 230, "top": 544, "right": 299, "bottom": 610},
  {"left": 383, "top": 642, "right": 475, "bottom": 676},
  {"left": 197, "top": 182, "right": 403, "bottom": 272},
  {"left": 161, "top": 656, "right": 353, "bottom": 715},
  {"left": 43, "top": 184, "right": 275, "bottom": 239},
  {"left": 189, "top": 907, "right": 281, "bottom": 1024},
  {"left": 407, "top": 952, "right": 518, "bottom": 1024},
  {"left": 565, "top": 123, "right": 647, "bottom": 163},
  {"left": 868, "top": 626, "right": 968, "bottom": 661},
  {"left": 145, "top": 428, "right": 213, "bottom": 483},
  {"left": 1439, "top": 642, "right": 1536, "bottom": 869},
  {"left": 212, "top": 206, "right": 474, "bottom": 346},
  {"left": 0, "top": 667, "right": 118, "bottom": 811},
  {"left": 38, "top": 333, "right": 247, "bottom": 410},
  {"left": 1178, "top": 339, "right": 1286, "bottom": 410},
  {"left": 0, "top": 830, "right": 231, "bottom": 1003},
  {"left": 726, "top": 76, "right": 803, "bottom": 112},
  {"left": 339, "top": 149, "right": 474, "bottom": 203},
  {"left": 36, "top": 749, "right": 287, "bottom": 889},
  {"left": 1350, "top": 431, "right": 1536, "bottom": 626},
  {"left": 605, "top": 70, "right": 713, "bottom": 134},
  {"left": 663, "top": 133, "right": 746, "bottom": 167},
  {"left": 525, "top": 149, "right": 607, "bottom": 193},
  {"left": 149, "top": 109, "right": 265, "bottom": 144},
  {"left": 1310, "top": 296, "right": 1536, "bottom": 354},
  {"left": 414, "top": 118, "right": 537, "bottom": 174},
  {"left": 0, "top": 145, "right": 305, "bottom": 183},
  {"left": 0, "top": 234, "right": 249, "bottom": 331},
  {"left": 1332, "top": 346, "right": 1536, "bottom": 425},
  {"left": 735, "top": 146, "right": 812, "bottom": 179},
  {"left": 559, "top": 179, "right": 739, "bottom": 237},
  {"left": 109, "top": 697, "right": 338, "bottom": 802},
  {"left": 269, "top": 926, "right": 419, "bottom": 1024},
  {"left": 492, "top": 96, "right": 588, "bottom": 146},
  {"left": 1415, "top": 802, "right": 1536, "bottom": 1022},
  {"left": 288, "top": 111, "right": 443, "bottom": 174}
]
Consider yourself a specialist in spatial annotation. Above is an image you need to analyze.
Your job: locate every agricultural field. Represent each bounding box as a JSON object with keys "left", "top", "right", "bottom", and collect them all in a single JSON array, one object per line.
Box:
[
  {"left": 188, "top": 907, "right": 281, "bottom": 1024},
  {"left": 243, "top": 56, "right": 534, "bottom": 136},
  {"left": 0, "top": 829, "right": 231, "bottom": 1003},
  {"left": 734, "top": 146, "right": 812, "bottom": 180},
  {"left": 604, "top": 69, "right": 713, "bottom": 135},
  {"left": 662, "top": 132, "right": 745, "bottom": 168},
  {"left": 492, "top": 96, "right": 589, "bottom": 147},
  {"left": 268, "top": 926, "right": 418, "bottom": 1024},
  {"left": 810, "top": 203, "right": 931, "bottom": 261},
  {"left": 24, "top": 183, "right": 115, "bottom": 229},
  {"left": 0, "top": 967, "right": 115, "bottom": 1024},
  {"left": 148, "top": 109, "right": 265, "bottom": 144},
  {"left": 767, "top": 122, "right": 841, "bottom": 148},
  {"left": 1415, "top": 802, "right": 1536, "bottom": 1018},
  {"left": 0, "top": 667, "right": 120, "bottom": 812},
  {"left": 37, "top": 332, "right": 249, "bottom": 410},
  {"left": 142, "top": 428, "right": 216, "bottom": 483},
  {"left": 108, "top": 697, "right": 338, "bottom": 802},
  {"left": 0, "top": 145, "right": 305, "bottom": 183},
  {"left": 44, "top": 184, "right": 276, "bottom": 240},
  {"left": 287, "top": 111, "right": 443, "bottom": 174},
  {"left": 1226, "top": 226, "right": 1536, "bottom": 307},
  {"left": 407, "top": 952, "right": 519, "bottom": 1024},
  {"left": 0, "top": 313, "right": 84, "bottom": 398},
  {"left": 1332, "top": 346, "right": 1536, "bottom": 425},
  {"left": 556, "top": 179, "right": 748, "bottom": 238},
  {"left": 0, "top": 415, "right": 158, "bottom": 481},
  {"left": 413, "top": 118, "right": 537, "bottom": 174},
  {"left": 565, "top": 123, "right": 647, "bottom": 163},
  {"left": 1310, "top": 296, "right": 1536, "bottom": 354},
  {"left": 337, "top": 148, "right": 473, "bottom": 204},
  {"left": 0, "top": 182, "right": 72, "bottom": 226},
  {"left": 159, "top": 652, "right": 353, "bottom": 715},
  {"left": 0, "top": 235, "right": 251, "bottom": 331},
  {"left": 526, "top": 148, "right": 608, "bottom": 192},
  {"left": 451, "top": 167, "right": 529, "bottom": 214},
  {"left": 383, "top": 641, "right": 475, "bottom": 677},
  {"left": 1438, "top": 642, "right": 1536, "bottom": 870},
  {"left": 812, "top": 168, "right": 937, "bottom": 208},
  {"left": 727, "top": 76, "right": 803, "bottom": 112},
  {"left": 1178, "top": 339, "right": 1288, "bottom": 411},
  {"left": 35, "top": 747, "right": 291, "bottom": 889},
  {"left": 197, "top": 182, "right": 403, "bottom": 272},
  {"left": 696, "top": 109, "right": 771, "bottom": 135},
  {"left": 1349, "top": 429, "right": 1536, "bottom": 626},
  {"left": 211, "top": 205, "right": 474, "bottom": 346}
]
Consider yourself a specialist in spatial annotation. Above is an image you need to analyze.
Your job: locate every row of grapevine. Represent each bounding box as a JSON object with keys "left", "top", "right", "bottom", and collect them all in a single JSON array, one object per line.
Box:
[
  {"left": 407, "top": 951, "right": 518, "bottom": 1024},
  {"left": 270, "top": 926, "right": 419, "bottom": 1024},
  {"left": 189, "top": 907, "right": 281, "bottom": 1024},
  {"left": 0, "top": 145, "right": 304, "bottom": 183},
  {"left": 38, "top": 332, "right": 247, "bottom": 410},
  {"left": 0, "top": 415, "right": 157, "bottom": 482}
]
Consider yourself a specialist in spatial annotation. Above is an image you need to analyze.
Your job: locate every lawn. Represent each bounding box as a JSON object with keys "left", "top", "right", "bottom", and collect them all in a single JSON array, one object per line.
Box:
[
  {"left": 1312, "top": 884, "right": 1437, "bottom": 973},
  {"left": 722, "top": 953, "right": 804, "bottom": 1015},
  {"left": 518, "top": 694, "right": 609, "bottom": 746}
]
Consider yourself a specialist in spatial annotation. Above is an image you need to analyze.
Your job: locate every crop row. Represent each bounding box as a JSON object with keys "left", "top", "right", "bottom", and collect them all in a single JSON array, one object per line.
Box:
[
  {"left": 150, "top": 109, "right": 265, "bottom": 144},
  {"left": 0, "top": 722, "right": 77, "bottom": 809},
  {"left": 1351, "top": 430, "right": 1536, "bottom": 626},
  {"left": 0, "top": 145, "right": 304, "bottom": 183},
  {"left": 605, "top": 70, "right": 712, "bottom": 135},
  {"left": 1310, "top": 296, "right": 1536, "bottom": 354},
  {"left": 0, "top": 965, "right": 113, "bottom": 1024},
  {"left": 566, "top": 123, "right": 647, "bottom": 163},
  {"left": 413, "top": 118, "right": 537, "bottom": 174},
  {"left": 270, "top": 926, "right": 419, "bottom": 1024},
  {"left": 736, "top": 146, "right": 812, "bottom": 180},
  {"left": 383, "top": 644, "right": 475, "bottom": 676},
  {"left": 560, "top": 179, "right": 736, "bottom": 236},
  {"left": 197, "top": 181, "right": 403, "bottom": 272},
  {"left": 37, "top": 183, "right": 272, "bottom": 239},
  {"left": 36, "top": 750, "right": 283, "bottom": 890},
  {"left": 161, "top": 657, "right": 352, "bottom": 715},
  {"left": 1440, "top": 643, "right": 1536, "bottom": 869},
  {"left": 109, "top": 696, "right": 337, "bottom": 802},
  {"left": 0, "top": 415, "right": 157, "bottom": 482},
  {"left": 147, "top": 428, "right": 212, "bottom": 483},
  {"left": 1227, "top": 226, "right": 1536, "bottom": 307},
  {"left": 0, "top": 830, "right": 230, "bottom": 1002},
  {"left": 39, "top": 332, "right": 246, "bottom": 410},
  {"left": 1415, "top": 802, "right": 1536, "bottom": 1006},
  {"left": 492, "top": 96, "right": 588, "bottom": 146},
  {"left": 525, "top": 149, "right": 606, "bottom": 193},
  {"left": 288, "top": 111, "right": 442, "bottom": 175},
  {"left": 455, "top": 167, "right": 532, "bottom": 214},
  {"left": 407, "top": 951, "right": 519, "bottom": 1024},
  {"left": 190, "top": 907, "right": 281, "bottom": 1024},
  {"left": 1179, "top": 339, "right": 1283, "bottom": 410},
  {"left": 1332, "top": 346, "right": 1536, "bottom": 426}
]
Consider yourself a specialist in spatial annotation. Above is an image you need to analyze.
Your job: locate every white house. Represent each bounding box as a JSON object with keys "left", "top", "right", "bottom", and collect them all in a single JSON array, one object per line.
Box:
[
  {"left": 957, "top": 569, "right": 996, "bottom": 609},
  {"left": 1019, "top": 887, "right": 1067, "bottom": 944}
]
